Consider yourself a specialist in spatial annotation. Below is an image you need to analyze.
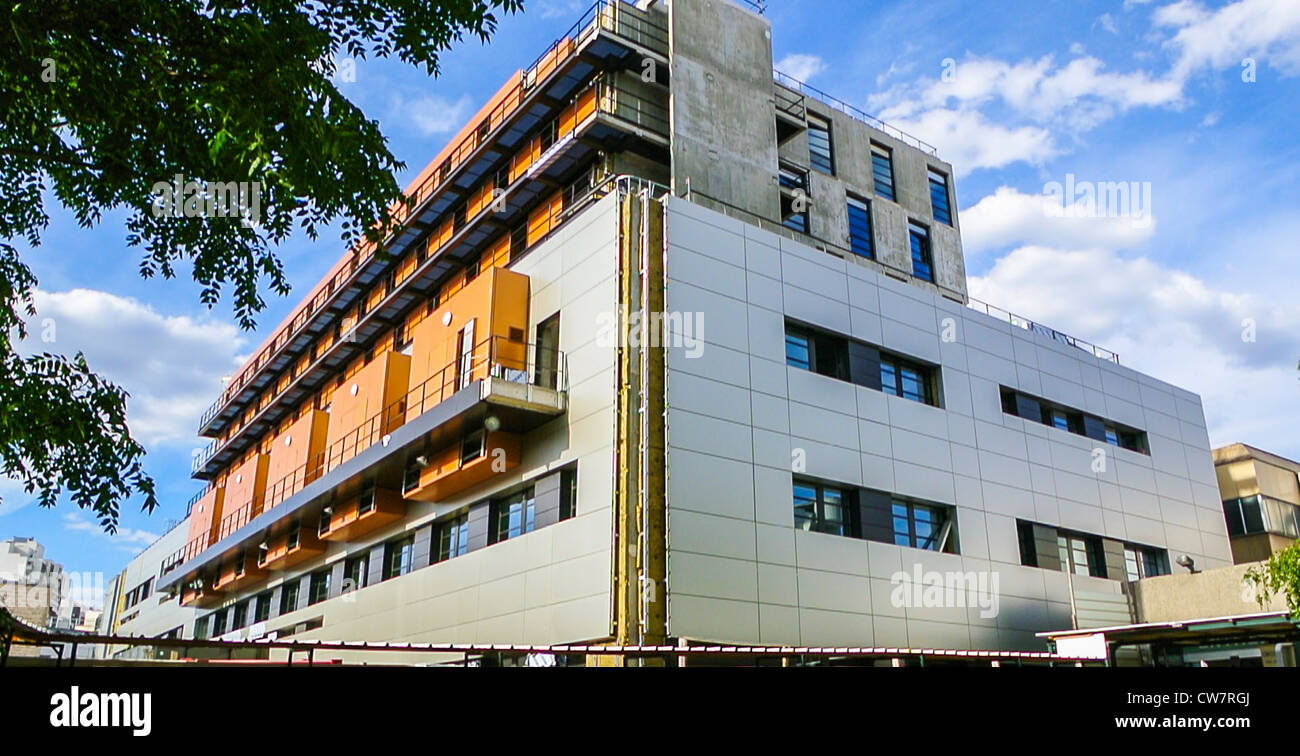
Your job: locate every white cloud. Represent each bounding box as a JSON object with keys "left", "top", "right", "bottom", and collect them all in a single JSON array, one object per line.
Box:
[
  {"left": 970, "top": 246, "right": 1300, "bottom": 455},
  {"left": 775, "top": 53, "right": 827, "bottom": 83},
  {"left": 1099, "top": 13, "right": 1119, "bottom": 34},
  {"left": 62, "top": 512, "right": 159, "bottom": 553},
  {"left": 18, "top": 289, "right": 247, "bottom": 447},
  {"left": 882, "top": 109, "right": 1056, "bottom": 177},
  {"left": 961, "top": 186, "right": 1157, "bottom": 256},
  {"left": 1157, "top": 0, "right": 1300, "bottom": 79},
  {"left": 390, "top": 93, "right": 475, "bottom": 137}
]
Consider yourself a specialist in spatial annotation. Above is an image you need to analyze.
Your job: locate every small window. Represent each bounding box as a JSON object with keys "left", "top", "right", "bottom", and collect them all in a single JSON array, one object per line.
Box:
[
  {"left": 928, "top": 169, "right": 952, "bottom": 225},
  {"left": 559, "top": 467, "right": 578, "bottom": 521},
  {"left": 308, "top": 569, "right": 331, "bottom": 605},
  {"left": 280, "top": 580, "right": 301, "bottom": 615},
  {"left": 880, "top": 353, "right": 935, "bottom": 405},
  {"left": 908, "top": 221, "right": 934, "bottom": 282},
  {"left": 285, "top": 521, "right": 300, "bottom": 551},
  {"left": 491, "top": 487, "right": 537, "bottom": 543},
  {"left": 210, "top": 608, "right": 228, "bottom": 638},
  {"left": 461, "top": 431, "right": 485, "bottom": 465},
  {"left": 871, "top": 143, "right": 895, "bottom": 201},
  {"left": 343, "top": 552, "right": 369, "bottom": 592},
  {"left": 1124, "top": 545, "right": 1170, "bottom": 581},
  {"left": 1017, "top": 521, "right": 1039, "bottom": 567},
  {"left": 1057, "top": 533, "right": 1107, "bottom": 578},
  {"left": 404, "top": 456, "right": 423, "bottom": 494},
  {"left": 892, "top": 499, "right": 954, "bottom": 551},
  {"left": 846, "top": 196, "right": 873, "bottom": 259},
  {"left": 383, "top": 535, "right": 416, "bottom": 580},
  {"left": 194, "top": 616, "right": 211, "bottom": 641},
  {"left": 793, "top": 480, "right": 854, "bottom": 537},
  {"left": 230, "top": 600, "right": 249, "bottom": 630},
  {"left": 357, "top": 483, "right": 376, "bottom": 516},
  {"left": 807, "top": 114, "right": 834, "bottom": 174},
  {"left": 784, "top": 323, "right": 849, "bottom": 381},
  {"left": 437, "top": 513, "right": 470, "bottom": 562},
  {"left": 253, "top": 592, "right": 272, "bottom": 624}
]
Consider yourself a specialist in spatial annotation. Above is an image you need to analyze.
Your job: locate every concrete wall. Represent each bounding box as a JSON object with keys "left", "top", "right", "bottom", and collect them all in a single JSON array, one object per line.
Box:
[
  {"left": 661, "top": 196, "right": 1230, "bottom": 651},
  {"left": 1131, "top": 561, "right": 1286, "bottom": 623},
  {"left": 216, "top": 192, "right": 624, "bottom": 661},
  {"left": 668, "top": 0, "right": 780, "bottom": 220}
]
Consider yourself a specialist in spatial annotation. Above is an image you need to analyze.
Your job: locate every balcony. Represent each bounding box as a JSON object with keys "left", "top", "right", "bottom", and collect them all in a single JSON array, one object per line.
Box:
[
  {"left": 318, "top": 487, "right": 404, "bottom": 543},
  {"left": 403, "top": 430, "right": 522, "bottom": 503},
  {"left": 257, "top": 522, "right": 324, "bottom": 571},
  {"left": 212, "top": 549, "right": 266, "bottom": 593}
]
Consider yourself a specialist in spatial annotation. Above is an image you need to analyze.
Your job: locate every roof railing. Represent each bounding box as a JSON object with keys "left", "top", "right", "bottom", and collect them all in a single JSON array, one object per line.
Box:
[
  {"left": 966, "top": 297, "right": 1120, "bottom": 364},
  {"left": 773, "top": 69, "right": 938, "bottom": 156}
]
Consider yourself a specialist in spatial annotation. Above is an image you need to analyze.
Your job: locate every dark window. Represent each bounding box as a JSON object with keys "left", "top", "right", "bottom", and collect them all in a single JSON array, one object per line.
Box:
[
  {"left": 871, "top": 144, "right": 895, "bottom": 201},
  {"left": 559, "top": 467, "right": 578, "bottom": 521},
  {"left": 784, "top": 324, "right": 849, "bottom": 380},
  {"left": 253, "top": 592, "right": 271, "bottom": 624},
  {"left": 1124, "top": 545, "right": 1170, "bottom": 581},
  {"left": 357, "top": 484, "right": 376, "bottom": 516},
  {"left": 436, "top": 513, "right": 470, "bottom": 562},
  {"left": 1017, "top": 520, "right": 1039, "bottom": 567},
  {"left": 491, "top": 487, "right": 536, "bottom": 543},
  {"left": 534, "top": 312, "right": 561, "bottom": 390},
  {"left": 230, "top": 600, "right": 249, "bottom": 630},
  {"left": 880, "top": 353, "right": 935, "bottom": 405},
  {"left": 280, "top": 581, "right": 300, "bottom": 615},
  {"left": 846, "top": 196, "right": 873, "bottom": 259},
  {"left": 285, "top": 521, "right": 300, "bottom": 551},
  {"left": 383, "top": 536, "right": 416, "bottom": 580},
  {"left": 908, "top": 221, "right": 934, "bottom": 282},
  {"left": 461, "top": 431, "right": 485, "bottom": 465},
  {"left": 928, "top": 169, "right": 952, "bottom": 225},
  {"left": 210, "top": 609, "right": 227, "bottom": 638},
  {"left": 194, "top": 616, "right": 210, "bottom": 641},
  {"left": 404, "top": 456, "right": 423, "bottom": 494},
  {"left": 807, "top": 114, "right": 834, "bottom": 174},
  {"left": 892, "top": 499, "right": 954, "bottom": 551},
  {"left": 1001, "top": 386, "right": 1149, "bottom": 454},
  {"left": 343, "top": 553, "right": 369, "bottom": 592},
  {"left": 308, "top": 569, "right": 331, "bottom": 605},
  {"left": 793, "top": 480, "right": 854, "bottom": 537}
]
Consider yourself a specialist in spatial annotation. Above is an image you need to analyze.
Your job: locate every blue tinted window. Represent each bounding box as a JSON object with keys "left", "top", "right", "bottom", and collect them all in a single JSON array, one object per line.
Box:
[
  {"left": 871, "top": 145, "right": 894, "bottom": 201},
  {"left": 847, "top": 198, "right": 873, "bottom": 259},
  {"left": 909, "top": 222, "right": 933, "bottom": 282},
  {"left": 928, "top": 169, "right": 951, "bottom": 225}
]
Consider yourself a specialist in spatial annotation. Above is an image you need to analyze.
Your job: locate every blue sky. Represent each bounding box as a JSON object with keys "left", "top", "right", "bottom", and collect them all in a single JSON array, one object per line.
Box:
[{"left": 5, "top": 0, "right": 1300, "bottom": 596}]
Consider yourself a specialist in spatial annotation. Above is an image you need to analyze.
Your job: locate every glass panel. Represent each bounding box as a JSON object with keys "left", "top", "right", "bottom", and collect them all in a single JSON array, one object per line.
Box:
[{"left": 785, "top": 332, "right": 811, "bottom": 370}]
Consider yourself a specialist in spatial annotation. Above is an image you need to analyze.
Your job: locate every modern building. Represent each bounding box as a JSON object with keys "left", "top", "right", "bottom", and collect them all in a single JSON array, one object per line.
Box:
[
  {"left": 1213, "top": 443, "right": 1300, "bottom": 564},
  {"left": 155, "top": 0, "right": 1232, "bottom": 664},
  {"left": 96, "top": 519, "right": 201, "bottom": 659}
]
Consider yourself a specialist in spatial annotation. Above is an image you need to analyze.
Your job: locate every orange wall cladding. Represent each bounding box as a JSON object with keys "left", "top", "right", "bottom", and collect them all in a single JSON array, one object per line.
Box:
[
  {"left": 405, "top": 431, "right": 522, "bottom": 503},
  {"left": 320, "top": 487, "right": 405, "bottom": 542},
  {"left": 265, "top": 409, "right": 330, "bottom": 508},
  {"left": 218, "top": 454, "right": 270, "bottom": 540},
  {"left": 326, "top": 351, "right": 411, "bottom": 469},
  {"left": 407, "top": 267, "right": 531, "bottom": 419},
  {"left": 260, "top": 522, "right": 323, "bottom": 571},
  {"left": 185, "top": 487, "right": 225, "bottom": 557}
]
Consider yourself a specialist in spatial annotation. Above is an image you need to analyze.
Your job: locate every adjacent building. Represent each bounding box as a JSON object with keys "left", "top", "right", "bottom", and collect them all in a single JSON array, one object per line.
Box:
[
  {"left": 96, "top": 519, "right": 201, "bottom": 659},
  {"left": 1213, "top": 443, "right": 1300, "bottom": 564},
  {"left": 154, "top": 0, "right": 1233, "bottom": 664}
]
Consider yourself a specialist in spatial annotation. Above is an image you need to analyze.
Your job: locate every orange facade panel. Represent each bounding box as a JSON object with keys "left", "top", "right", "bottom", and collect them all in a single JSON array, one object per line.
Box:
[
  {"left": 265, "top": 409, "right": 330, "bottom": 508},
  {"left": 185, "top": 487, "right": 226, "bottom": 558},
  {"left": 258, "top": 523, "right": 324, "bottom": 571},
  {"left": 319, "top": 487, "right": 404, "bottom": 543},
  {"left": 406, "top": 267, "right": 530, "bottom": 422},
  {"left": 219, "top": 454, "right": 270, "bottom": 541},
  {"left": 325, "top": 351, "right": 411, "bottom": 469},
  {"left": 404, "top": 431, "right": 521, "bottom": 503},
  {"left": 212, "top": 549, "right": 266, "bottom": 593}
]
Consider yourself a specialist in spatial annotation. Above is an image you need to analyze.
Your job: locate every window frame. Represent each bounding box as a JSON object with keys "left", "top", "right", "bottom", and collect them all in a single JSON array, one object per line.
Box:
[
  {"left": 846, "top": 194, "right": 874, "bottom": 259},
  {"left": 807, "top": 113, "right": 835, "bottom": 175}
]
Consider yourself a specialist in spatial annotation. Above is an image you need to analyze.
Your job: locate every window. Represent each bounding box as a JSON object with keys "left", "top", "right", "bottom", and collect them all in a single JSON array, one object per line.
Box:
[
  {"left": 253, "top": 592, "right": 271, "bottom": 624},
  {"left": 908, "top": 221, "right": 934, "bottom": 282},
  {"left": 928, "top": 169, "right": 952, "bottom": 225},
  {"left": 285, "top": 521, "right": 300, "bottom": 551},
  {"left": 1057, "top": 533, "right": 1107, "bottom": 578},
  {"left": 357, "top": 483, "right": 376, "bottom": 516},
  {"left": 343, "top": 552, "right": 369, "bottom": 592},
  {"left": 892, "top": 499, "right": 953, "bottom": 551},
  {"left": 871, "top": 143, "right": 894, "bottom": 201},
  {"left": 280, "top": 580, "right": 301, "bottom": 615},
  {"left": 456, "top": 319, "right": 477, "bottom": 390},
  {"left": 491, "top": 487, "right": 536, "bottom": 543},
  {"left": 807, "top": 114, "right": 834, "bottom": 174},
  {"left": 784, "top": 323, "right": 848, "bottom": 380},
  {"left": 793, "top": 480, "right": 854, "bottom": 537},
  {"left": 1000, "top": 387, "right": 1149, "bottom": 454},
  {"left": 1124, "top": 545, "right": 1170, "bottom": 581},
  {"left": 383, "top": 535, "right": 416, "bottom": 580},
  {"left": 534, "top": 312, "right": 561, "bottom": 390},
  {"left": 230, "top": 600, "right": 249, "bottom": 630},
  {"left": 880, "top": 353, "right": 935, "bottom": 405},
  {"left": 559, "top": 467, "right": 578, "bottom": 521},
  {"left": 460, "top": 431, "right": 485, "bottom": 466},
  {"left": 437, "top": 513, "right": 470, "bottom": 562},
  {"left": 194, "top": 616, "right": 210, "bottom": 641},
  {"left": 1223, "top": 495, "right": 1300, "bottom": 538},
  {"left": 846, "top": 196, "right": 873, "bottom": 259},
  {"left": 404, "top": 456, "right": 423, "bottom": 494},
  {"left": 1017, "top": 521, "right": 1039, "bottom": 566},
  {"left": 139, "top": 577, "right": 152, "bottom": 601},
  {"left": 308, "top": 569, "right": 331, "bottom": 605},
  {"left": 210, "top": 609, "right": 227, "bottom": 638}
]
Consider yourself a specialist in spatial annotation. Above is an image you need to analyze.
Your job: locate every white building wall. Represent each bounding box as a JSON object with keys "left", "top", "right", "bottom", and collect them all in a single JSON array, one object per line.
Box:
[{"left": 662, "top": 196, "right": 1231, "bottom": 650}]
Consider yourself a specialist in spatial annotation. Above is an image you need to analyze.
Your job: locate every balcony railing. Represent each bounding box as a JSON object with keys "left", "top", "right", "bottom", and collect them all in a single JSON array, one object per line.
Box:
[
  {"left": 965, "top": 297, "right": 1121, "bottom": 364},
  {"left": 772, "top": 69, "right": 937, "bottom": 156}
]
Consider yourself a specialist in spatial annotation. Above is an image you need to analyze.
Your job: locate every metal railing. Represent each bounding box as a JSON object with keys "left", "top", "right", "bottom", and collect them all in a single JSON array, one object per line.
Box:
[
  {"left": 772, "top": 69, "right": 938, "bottom": 156},
  {"left": 966, "top": 297, "right": 1120, "bottom": 364}
]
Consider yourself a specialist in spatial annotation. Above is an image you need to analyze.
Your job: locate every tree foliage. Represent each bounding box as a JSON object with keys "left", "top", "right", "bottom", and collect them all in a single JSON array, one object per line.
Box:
[
  {"left": 1244, "top": 542, "right": 1300, "bottom": 618},
  {"left": 0, "top": 0, "right": 522, "bottom": 530}
]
